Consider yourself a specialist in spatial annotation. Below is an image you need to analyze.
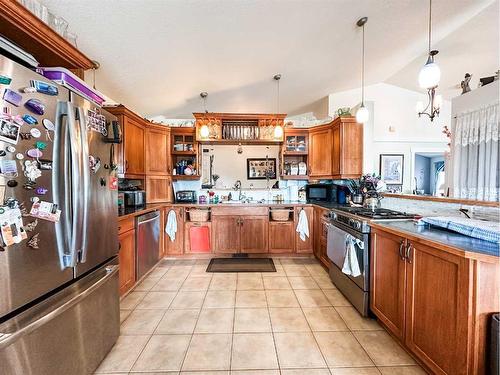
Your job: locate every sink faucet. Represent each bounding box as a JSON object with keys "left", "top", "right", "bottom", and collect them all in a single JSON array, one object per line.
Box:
[{"left": 234, "top": 180, "right": 242, "bottom": 200}]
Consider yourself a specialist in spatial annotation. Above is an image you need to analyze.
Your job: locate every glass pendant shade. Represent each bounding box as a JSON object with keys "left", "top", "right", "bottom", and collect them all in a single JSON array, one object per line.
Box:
[
  {"left": 418, "top": 59, "right": 441, "bottom": 89},
  {"left": 356, "top": 104, "right": 369, "bottom": 123},
  {"left": 200, "top": 124, "right": 210, "bottom": 138},
  {"left": 274, "top": 125, "right": 283, "bottom": 139}
]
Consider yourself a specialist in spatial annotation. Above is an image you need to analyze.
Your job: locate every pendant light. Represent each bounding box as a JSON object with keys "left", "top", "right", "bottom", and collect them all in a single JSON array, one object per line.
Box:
[
  {"left": 199, "top": 92, "right": 210, "bottom": 139},
  {"left": 273, "top": 74, "right": 284, "bottom": 139},
  {"left": 416, "top": 0, "right": 442, "bottom": 121},
  {"left": 356, "top": 17, "right": 369, "bottom": 124}
]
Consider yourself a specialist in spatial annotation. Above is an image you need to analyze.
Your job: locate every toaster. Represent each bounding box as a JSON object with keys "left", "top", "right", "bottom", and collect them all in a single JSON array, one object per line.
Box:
[
  {"left": 175, "top": 190, "right": 197, "bottom": 203},
  {"left": 122, "top": 190, "right": 146, "bottom": 207}
]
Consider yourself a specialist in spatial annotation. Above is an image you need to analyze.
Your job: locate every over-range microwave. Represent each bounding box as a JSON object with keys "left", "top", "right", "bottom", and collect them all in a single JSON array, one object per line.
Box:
[{"left": 305, "top": 183, "right": 336, "bottom": 202}]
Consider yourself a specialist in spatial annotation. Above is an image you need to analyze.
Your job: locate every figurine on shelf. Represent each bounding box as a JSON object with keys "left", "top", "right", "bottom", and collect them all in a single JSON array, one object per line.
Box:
[{"left": 461, "top": 73, "right": 472, "bottom": 94}]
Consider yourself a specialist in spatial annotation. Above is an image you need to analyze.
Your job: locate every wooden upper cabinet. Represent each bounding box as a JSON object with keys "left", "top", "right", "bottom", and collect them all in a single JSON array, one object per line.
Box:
[
  {"left": 308, "top": 126, "right": 333, "bottom": 178},
  {"left": 241, "top": 216, "right": 268, "bottom": 253},
  {"left": 332, "top": 117, "right": 363, "bottom": 179},
  {"left": 146, "top": 176, "right": 172, "bottom": 203},
  {"left": 307, "top": 116, "right": 363, "bottom": 180},
  {"left": 370, "top": 229, "right": 407, "bottom": 340},
  {"left": 146, "top": 125, "right": 170, "bottom": 175},
  {"left": 405, "top": 242, "right": 470, "bottom": 375},
  {"left": 0, "top": 1, "right": 94, "bottom": 70},
  {"left": 124, "top": 118, "right": 145, "bottom": 175},
  {"left": 105, "top": 105, "right": 148, "bottom": 178}
]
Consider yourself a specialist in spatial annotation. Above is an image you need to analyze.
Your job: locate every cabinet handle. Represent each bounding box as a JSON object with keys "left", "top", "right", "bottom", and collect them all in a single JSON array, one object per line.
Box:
[
  {"left": 125, "top": 160, "right": 129, "bottom": 171},
  {"left": 405, "top": 242, "right": 413, "bottom": 264},
  {"left": 398, "top": 240, "right": 406, "bottom": 261}
]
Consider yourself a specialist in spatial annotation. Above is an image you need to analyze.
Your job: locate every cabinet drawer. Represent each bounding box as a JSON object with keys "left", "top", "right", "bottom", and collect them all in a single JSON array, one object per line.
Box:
[
  {"left": 211, "top": 206, "right": 268, "bottom": 216},
  {"left": 118, "top": 217, "right": 135, "bottom": 234}
]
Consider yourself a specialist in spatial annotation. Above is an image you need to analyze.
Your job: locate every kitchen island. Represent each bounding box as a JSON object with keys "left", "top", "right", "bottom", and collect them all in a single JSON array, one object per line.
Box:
[{"left": 370, "top": 221, "right": 499, "bottom": 375}]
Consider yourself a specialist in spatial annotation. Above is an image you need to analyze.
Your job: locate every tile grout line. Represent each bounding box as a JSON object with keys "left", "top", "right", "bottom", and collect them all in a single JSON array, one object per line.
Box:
[
  {"left": 125, "top": 267, "right": 182, "bottom": 372},
  {"left": 178, "top": 264, "right": 210, "bottom": 373},
  {"left": 290, "top": 263, "right": 331, "bottom": 371}
]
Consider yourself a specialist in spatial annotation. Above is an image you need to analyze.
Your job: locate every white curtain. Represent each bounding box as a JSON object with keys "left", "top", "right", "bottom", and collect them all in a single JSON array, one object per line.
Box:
[{"left": 452, "top": 102, "right": 499, "bottom": 201}]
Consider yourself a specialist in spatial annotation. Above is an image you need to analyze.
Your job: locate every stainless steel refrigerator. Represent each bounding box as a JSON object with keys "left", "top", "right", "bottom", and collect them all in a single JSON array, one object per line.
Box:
[{"left": 0, "top": 54, "right": 120, "bottom": 375}]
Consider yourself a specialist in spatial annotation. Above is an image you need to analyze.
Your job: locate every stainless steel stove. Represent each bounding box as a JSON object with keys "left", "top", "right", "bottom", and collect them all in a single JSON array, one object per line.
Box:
[{"left": 326, "top": 206, "right": 416, "bottom": 316}]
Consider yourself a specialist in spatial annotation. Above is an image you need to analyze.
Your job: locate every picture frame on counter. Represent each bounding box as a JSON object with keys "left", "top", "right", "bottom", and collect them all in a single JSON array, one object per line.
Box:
[
  {"left": 247, "top": 158, "right": 276, "bottom": 180},
  {"left": 379, "top": 154, "right": 404, "bottom": 185}
]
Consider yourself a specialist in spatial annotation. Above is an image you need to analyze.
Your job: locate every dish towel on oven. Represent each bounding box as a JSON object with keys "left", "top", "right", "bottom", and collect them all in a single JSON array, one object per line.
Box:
[
  {"left": 296, "top": 209, "right": 309, "bottom": 241},
  {"left": 165, "top": 209, "right": 177, "bottom": 241},
  {"left": 342, "top": 234, "right": 362, "bottom": 277}
]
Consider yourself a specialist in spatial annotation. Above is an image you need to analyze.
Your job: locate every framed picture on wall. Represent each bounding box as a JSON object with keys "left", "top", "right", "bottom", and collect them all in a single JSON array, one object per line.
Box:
[
  {"left": 247, "top": 158, "right": 276, "bottom": 180},
  {"left": 379, "top": 154, "right": 404, "bottom": 185}
]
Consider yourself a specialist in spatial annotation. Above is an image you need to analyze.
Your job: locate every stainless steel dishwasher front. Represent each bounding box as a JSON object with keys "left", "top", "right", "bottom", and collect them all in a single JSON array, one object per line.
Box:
[{"left": 136, "top": 210, "right": 160, "bottom": 280}]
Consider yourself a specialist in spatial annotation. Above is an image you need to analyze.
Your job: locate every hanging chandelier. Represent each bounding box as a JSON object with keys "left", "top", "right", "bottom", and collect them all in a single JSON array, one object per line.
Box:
[
  {"left": 356, "top": 17, "right": 369, "bottom": 124},
  {"left": 416, "top": 0, "right": 442, "bottom": 121},
  {"left": 199, "top": 92, "right": 210, "bottom": 138}
]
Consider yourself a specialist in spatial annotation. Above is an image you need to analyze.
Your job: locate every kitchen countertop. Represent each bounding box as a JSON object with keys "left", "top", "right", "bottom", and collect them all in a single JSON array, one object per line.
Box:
[
  {"left": 118, "top": 201, "right": 320, "bottom": 219},
  {"left": 370, "top": 220, "right": 499, "bottom": 261}
]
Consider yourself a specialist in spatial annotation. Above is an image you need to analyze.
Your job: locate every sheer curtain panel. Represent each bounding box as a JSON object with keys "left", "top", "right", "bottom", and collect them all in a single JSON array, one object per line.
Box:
[{"left": 452, "top": 102, "right": 499, "bottom": 201}]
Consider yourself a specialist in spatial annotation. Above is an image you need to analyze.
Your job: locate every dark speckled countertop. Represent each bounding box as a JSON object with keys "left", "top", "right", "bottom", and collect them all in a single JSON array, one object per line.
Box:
[{"left": 371, "top": 220, "right": 499, "bottom": 260}]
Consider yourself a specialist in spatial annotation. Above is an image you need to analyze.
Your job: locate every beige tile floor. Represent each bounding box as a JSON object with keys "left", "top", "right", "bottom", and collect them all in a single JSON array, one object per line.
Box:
[{"left": 96, "top": 258, "right": 427, "bottom": 375}]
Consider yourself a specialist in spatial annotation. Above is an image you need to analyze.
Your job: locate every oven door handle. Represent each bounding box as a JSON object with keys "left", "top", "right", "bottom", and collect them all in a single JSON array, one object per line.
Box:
[{"left": 328, "top": 221, "right": 365, "bottom": 241}]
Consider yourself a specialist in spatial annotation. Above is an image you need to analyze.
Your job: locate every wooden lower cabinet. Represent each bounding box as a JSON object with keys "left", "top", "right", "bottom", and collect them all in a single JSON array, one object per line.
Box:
[
  {"left": 371, "top": 227, "right": 500, "bottom": 375},
  {"left": 241, "top": 216, "right": 268, "bottom": 253},
  {"left": 164, "top": 206, "right": 185, "bottom": 255},
  {"left": 212, "top": 216, "right": 240, "bottom": 254},
  {"left": 313, "top": 206, "right": 330, "bottom": 268},
  {"left": 370, "top": 230, "right": 406, "bottom": 340},
  {"left": 212, "top": 213, "right": 268, "bottom": 254},
  {"left": 118, "top": 228, "right": 135, "bottom": 296},
  {"left": 295, "top": 206, "right": 313, "bottom": 253},
  {"left": 184, "top": 221, "right": 212, "bottom": 253},
  {"left": 405, "top": 241, "right": 470, "bottom": 375},
  {"left": 269, "top": 221, "right": 294, "bottom": 253}
]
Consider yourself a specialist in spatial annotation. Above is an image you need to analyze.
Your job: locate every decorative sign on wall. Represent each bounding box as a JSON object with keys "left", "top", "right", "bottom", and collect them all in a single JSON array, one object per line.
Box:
[{"left": 247, "top": 158, "right": 276, "bottom": 180}]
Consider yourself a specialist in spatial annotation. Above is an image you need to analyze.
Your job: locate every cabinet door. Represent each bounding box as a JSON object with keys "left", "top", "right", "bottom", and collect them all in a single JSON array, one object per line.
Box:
[
  {"left": 165, "top": 207, "right": 185, "bottom": 255},
  {"left": 269, "top": 222, "right": 294, "bottom": 253},
  {"left": 124, "top": 118, "right": 145, "bottom": 175},
  {"left": 370, "top": 229, "right": 407, "bottom": 340},
  {"left": 405, "top": 241, "right": 470, "bottom": 375},
  {"left": 184, "top": 221, "right": 212, "bottom": 253},
  {"left": 308, "top": 128, "right": 332, "bottom": 178},
  {"left": 114, "top": 115, "right": 125, "bottom": 177},
  {"left": 212, "top": 216, "right": 240, "bottom": 253},
  {"left": 146, "top": 176, "right": 172, "bottom": 203},
  {"left": 331, "top": 124, "right": 341, "bottom": 176},
  {"left": 146, "top": 127, "right": 170, "bottom": 175},
  {"left": 295, "top": 207, "right": 313, "bottom": 253},
  {"left": 241, "top": 216, "right": 268, "bottom": 253},
  {"left": 118, "top": 229, "right": 136, "bottom": 296}
]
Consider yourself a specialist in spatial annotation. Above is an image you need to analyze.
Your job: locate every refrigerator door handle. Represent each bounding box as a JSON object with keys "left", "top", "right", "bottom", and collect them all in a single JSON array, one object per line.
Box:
[
  {"left": 66, "top": 102, "right": 84, "bottom": 267},
  {"left": 0, "top": 265, "right": 118, "bottom": 349},
  {"left": 75, "top": 106, "right": 90, "bottom": 263},
  {"left": 53, "top": 101, "right": 76, "bottom": 268}
]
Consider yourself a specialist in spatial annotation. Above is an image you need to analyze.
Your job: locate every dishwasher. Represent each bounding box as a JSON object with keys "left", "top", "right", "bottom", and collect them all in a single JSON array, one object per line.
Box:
[{"left": 136, "top": 210, "right": 160, "bottom": 280}]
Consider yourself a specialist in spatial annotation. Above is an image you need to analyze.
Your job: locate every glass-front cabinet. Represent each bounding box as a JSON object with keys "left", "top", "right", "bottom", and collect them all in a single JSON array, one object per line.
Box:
[
  {"left": 281, "top": 129, "right": 309, "bottom": 180},
  {"left": 284, "top": 134, "right": 307, "bottom": 153}
]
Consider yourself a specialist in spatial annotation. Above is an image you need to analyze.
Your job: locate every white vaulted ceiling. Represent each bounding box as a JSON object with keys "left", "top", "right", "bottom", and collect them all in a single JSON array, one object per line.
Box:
[{"left": 43, "top": 0, "right": 497, "bottom": 119}]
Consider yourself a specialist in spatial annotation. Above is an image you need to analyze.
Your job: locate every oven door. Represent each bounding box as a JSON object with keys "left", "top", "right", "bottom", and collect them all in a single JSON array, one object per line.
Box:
[{"left": 326, "top": 222, "right": 367, "bottom": 290}]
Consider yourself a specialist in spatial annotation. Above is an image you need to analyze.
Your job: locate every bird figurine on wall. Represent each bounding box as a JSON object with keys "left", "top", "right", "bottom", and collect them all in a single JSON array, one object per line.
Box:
[{"left": 461, "top": 73, "right": 472, "bottom": 94}]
